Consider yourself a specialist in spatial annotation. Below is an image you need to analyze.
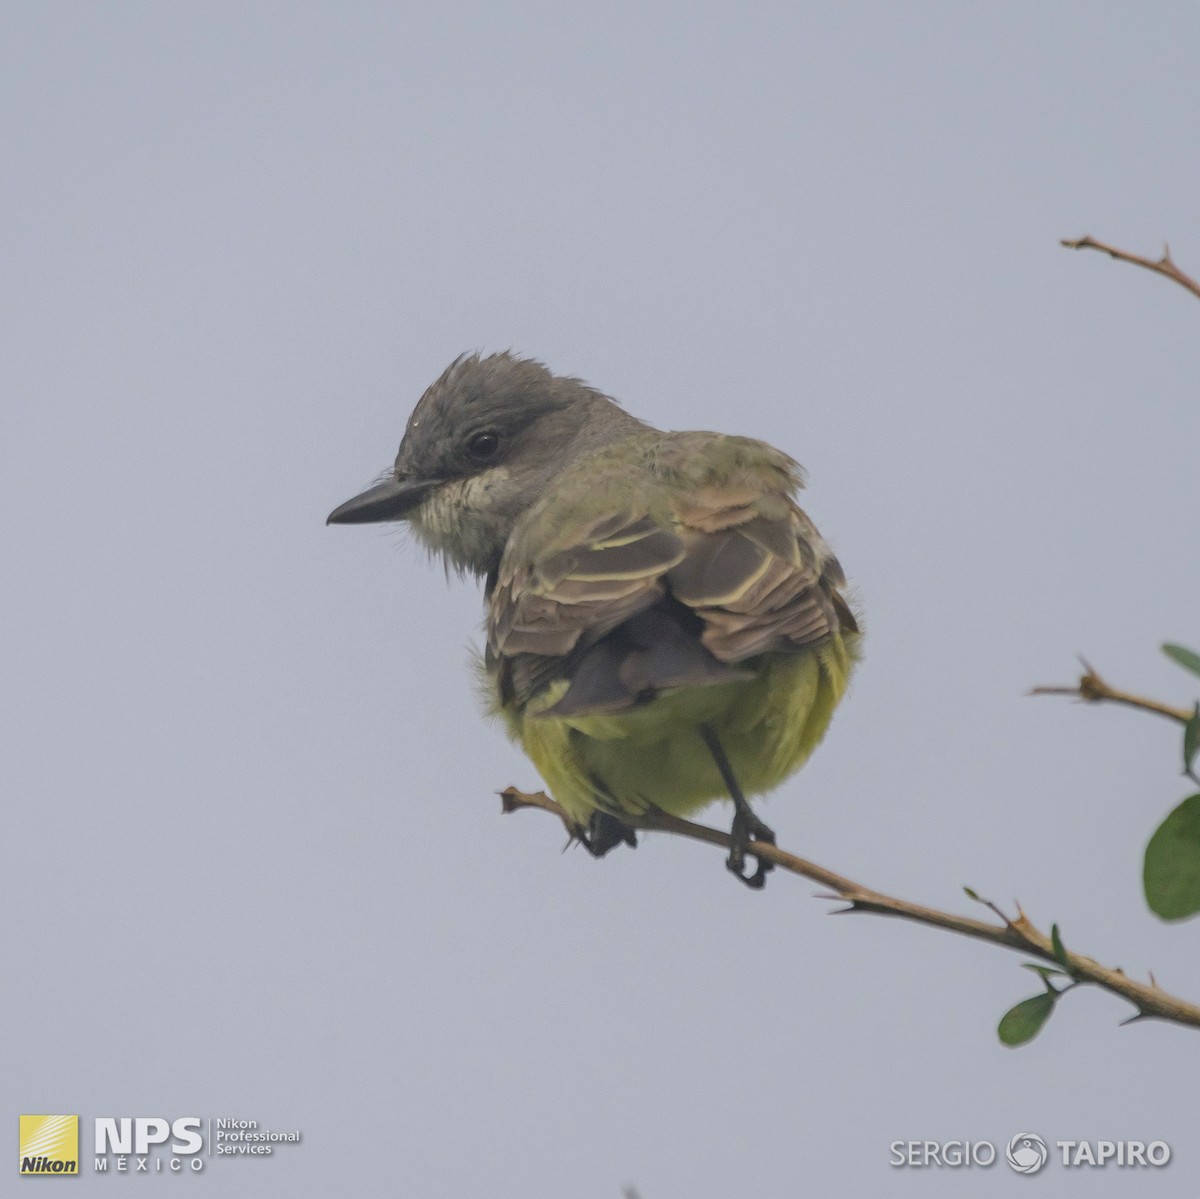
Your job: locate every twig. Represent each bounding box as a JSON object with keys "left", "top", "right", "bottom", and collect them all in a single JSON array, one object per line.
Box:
[
  {"left": 1061, "top": 235, "right": 1200, "bottom": 302},
  {"left": 1031, "top": 658, "right": 1193, "bottom": 725},
  {"left": 500, "top": 788, "right": 1200, "bottom": 1031}
]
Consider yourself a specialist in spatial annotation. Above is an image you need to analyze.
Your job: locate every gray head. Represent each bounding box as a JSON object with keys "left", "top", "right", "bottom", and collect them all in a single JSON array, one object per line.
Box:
[{"left": 327, "top": 351, "right": 648, "bottom": 577}]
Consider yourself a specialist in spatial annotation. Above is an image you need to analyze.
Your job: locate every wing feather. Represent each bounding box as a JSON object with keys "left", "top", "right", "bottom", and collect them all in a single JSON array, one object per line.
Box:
[{"left": 487, "top": 440, "right": 855, "bottom": 714}]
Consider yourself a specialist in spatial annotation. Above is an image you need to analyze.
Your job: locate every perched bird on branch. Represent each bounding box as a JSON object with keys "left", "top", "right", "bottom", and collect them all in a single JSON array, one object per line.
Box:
[{"left": 329, "top": 352, "right": 859, "bottom": 887}]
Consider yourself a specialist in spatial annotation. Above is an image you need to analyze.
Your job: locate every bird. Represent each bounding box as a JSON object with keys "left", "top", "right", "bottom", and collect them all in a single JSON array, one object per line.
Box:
[{"left": 328, "top": 352, "right": 859, "bottom": 887}]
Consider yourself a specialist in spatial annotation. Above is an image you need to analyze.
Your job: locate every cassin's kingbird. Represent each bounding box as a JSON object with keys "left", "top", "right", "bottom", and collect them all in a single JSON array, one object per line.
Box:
[{"left": 329, "top": 352, "right": 859, "bottom": 887}]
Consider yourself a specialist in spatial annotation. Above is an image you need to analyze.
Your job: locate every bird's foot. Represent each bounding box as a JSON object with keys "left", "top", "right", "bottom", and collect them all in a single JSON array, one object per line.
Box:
[
  {"left": 575, "top": 811, "right": 638, "bottom": 858},
  {"left": 726, "top": 808, "right": 776, "bottom": 889}
]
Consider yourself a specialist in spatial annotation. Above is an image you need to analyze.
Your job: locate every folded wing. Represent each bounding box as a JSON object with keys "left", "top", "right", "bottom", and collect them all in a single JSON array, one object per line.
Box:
[{"left": 487, "top": 444, "right": 856, "bottom": 716}]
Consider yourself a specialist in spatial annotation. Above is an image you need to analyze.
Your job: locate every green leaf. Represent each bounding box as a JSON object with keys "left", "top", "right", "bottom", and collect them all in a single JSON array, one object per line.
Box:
[
  {"left": 1050, "top": 923, "right": 1070, "bottom": 971},
  {"left": 963, "top": 886, "right": 980, "bottom": 901},
  {"left": 1184, "top": 705, "right": 1200, "bottom": 779},
  {"left": 1144, "top": 794, "right": 1200, "bottom": 920},
  {"left": 998, "top": 992, "right": 1057, "bottom": 1047},
  {"left": 1163, "top": 643, "right": 1200, "bottom": 678}
]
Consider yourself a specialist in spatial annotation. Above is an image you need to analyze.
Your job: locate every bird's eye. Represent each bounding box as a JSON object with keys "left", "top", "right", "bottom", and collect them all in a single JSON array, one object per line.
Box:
[{"left": 467, "top": 431, "right": 501, "bottom": 461}]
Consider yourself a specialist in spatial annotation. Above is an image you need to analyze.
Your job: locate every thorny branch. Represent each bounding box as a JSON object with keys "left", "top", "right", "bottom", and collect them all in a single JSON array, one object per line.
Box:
[
  {"left": 1061, "top": 235, "right": 1200, "bottom": 302},
  {"left": 1031, "top": 658, "right": 1193, "bottom": 725},
  {"left": 500, "top": 786, "right": 1200, "bottom": 1033}
]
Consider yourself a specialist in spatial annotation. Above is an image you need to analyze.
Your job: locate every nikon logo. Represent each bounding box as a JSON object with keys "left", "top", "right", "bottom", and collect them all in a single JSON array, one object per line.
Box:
[
  {"left": 18, "top": 1115, "right": 79, "bottom": 1175},
  {"left": 21, "top": 1156, "right": 75, "bottom": 1174}
]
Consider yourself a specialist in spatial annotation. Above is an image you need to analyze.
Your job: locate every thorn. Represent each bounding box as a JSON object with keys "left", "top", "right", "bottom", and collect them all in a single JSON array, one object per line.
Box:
[
  {"left": 1119, "top": 1010, "right": 1151, "bottom": 1027},
  {"left": 1149, "top": 970, "right": 1159, "bottom": 989}
]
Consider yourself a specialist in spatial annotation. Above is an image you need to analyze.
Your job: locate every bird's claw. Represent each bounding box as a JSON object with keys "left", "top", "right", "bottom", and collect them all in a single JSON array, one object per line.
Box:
[
  {"left": 576, "top": 811, "right": 638, "bottom": 858},
  {"left": 726, "top": 810, "right": 776, "bottom": 889}
]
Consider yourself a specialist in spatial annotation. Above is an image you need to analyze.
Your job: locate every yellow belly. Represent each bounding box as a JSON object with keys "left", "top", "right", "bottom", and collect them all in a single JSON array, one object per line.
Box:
[{"left": 494, "top": 633, "right": 856, "bottom": 826}]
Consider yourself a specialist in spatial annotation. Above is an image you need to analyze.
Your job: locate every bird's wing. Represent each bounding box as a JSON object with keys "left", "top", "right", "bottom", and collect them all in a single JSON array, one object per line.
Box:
[
  {"left": 487, "top": 433, "right": 856, "bottom": 714},
  {"left": 487, "top": 509, "right": 683, "bottom": 706}
]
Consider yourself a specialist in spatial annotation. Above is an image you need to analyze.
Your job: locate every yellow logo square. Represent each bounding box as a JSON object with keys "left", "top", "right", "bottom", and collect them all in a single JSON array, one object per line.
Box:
[{"left": 19, "top": 1115, "right": 78, "bottom": 1175}]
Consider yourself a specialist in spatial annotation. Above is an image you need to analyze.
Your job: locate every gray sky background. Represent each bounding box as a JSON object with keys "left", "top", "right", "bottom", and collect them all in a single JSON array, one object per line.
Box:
[{"left": 5, "top": 3, "right": 1200, "bottom": 1195}]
